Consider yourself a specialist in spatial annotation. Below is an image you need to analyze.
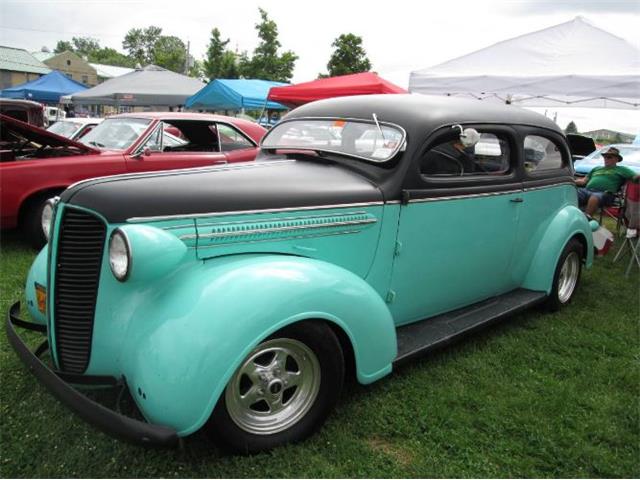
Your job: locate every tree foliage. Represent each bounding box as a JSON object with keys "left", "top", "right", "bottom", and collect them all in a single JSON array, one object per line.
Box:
[
  {"left": 122, "top": 26, "right": 162, "bottom": 65},
  {"left": 565, "top": 121, "right": 578, "bottom": 134},
  {"left": 52, "top": 37, "right": 134, "bottom": 68},
  {"left": 122, "top": 26, "right": 189, "bottom": 72},
  {"left": 325, "top": 33, "right": 371, "bottom": 77},
  {"left": 203, "top": 28, "right": 239, "bottom": 79},
  {"left": 239, "top": 8, "right": 297, "bottom": 82},
  {"left": 152, "top": 35, "right": 187, "bottom": 72}
]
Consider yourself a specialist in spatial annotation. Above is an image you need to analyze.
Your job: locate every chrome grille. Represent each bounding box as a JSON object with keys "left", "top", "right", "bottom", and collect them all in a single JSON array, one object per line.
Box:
[{"left": 53, "top": 208, "right": 106, "bottom": 373}]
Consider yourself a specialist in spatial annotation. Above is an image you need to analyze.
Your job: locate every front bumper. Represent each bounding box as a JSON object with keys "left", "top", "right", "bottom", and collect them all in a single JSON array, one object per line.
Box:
[{"left": 6, "top": 302, "right": 179, "bottom": 447}]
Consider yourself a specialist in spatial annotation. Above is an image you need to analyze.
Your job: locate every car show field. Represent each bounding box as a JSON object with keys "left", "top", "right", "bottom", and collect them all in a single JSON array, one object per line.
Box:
[{"left": 0, "top": 223, "right": 637, "bottom": 477}]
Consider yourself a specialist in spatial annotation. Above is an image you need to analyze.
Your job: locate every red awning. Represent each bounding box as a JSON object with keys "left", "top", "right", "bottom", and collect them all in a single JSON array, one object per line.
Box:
[{"left": 267, "top": 72, "right": 406, "bottom": 108}]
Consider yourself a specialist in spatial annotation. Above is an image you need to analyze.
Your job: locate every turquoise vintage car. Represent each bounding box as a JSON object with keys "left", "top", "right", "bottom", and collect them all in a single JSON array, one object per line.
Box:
[{"left": 7, "top": 95, "right": 595, "bottom": 453}]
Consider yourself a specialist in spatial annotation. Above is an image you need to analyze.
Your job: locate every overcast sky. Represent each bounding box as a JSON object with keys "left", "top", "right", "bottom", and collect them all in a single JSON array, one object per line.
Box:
[{"left": 1, "top": 0, "right": 638, "bottom": 133}]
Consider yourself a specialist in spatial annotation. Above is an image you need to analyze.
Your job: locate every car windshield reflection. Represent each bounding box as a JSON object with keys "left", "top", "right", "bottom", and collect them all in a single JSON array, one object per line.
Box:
[{"left": 81, "top": 118, "right": 151, "bottom": 150}]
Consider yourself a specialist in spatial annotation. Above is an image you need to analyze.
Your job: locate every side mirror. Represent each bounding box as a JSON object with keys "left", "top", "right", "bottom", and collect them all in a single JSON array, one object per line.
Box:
[
  {"left": 452, "top": 124, "right": 480, "bottom": 147},
  {"left": 143, "top": 147, "right": 151, "bottom": 157}
]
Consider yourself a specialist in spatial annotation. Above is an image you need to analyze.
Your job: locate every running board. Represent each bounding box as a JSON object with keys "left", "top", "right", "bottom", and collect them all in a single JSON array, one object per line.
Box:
[{"left": 394, "top": 289, "right": 547, "bottom": 365}]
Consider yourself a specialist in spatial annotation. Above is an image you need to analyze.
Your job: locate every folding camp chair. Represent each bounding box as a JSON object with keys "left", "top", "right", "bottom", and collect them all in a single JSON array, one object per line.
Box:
[
  {"left": 598, "top": 183, "right": 627, "bottom": 236},
  {"left": 612, "top": 182, "right": 640, "bottom": 276}
]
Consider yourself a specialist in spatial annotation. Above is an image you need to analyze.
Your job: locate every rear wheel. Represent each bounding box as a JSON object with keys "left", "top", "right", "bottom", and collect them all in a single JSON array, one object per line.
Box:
[
  {"left": 544, "top": 238, "right": 583, "bottom": 311},
  {"left": 207, "top": 321, "right": 344, "bottom": 453}
]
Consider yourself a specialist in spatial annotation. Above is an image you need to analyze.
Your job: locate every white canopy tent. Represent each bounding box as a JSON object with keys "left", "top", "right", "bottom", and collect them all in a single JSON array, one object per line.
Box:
[{"left": 409, "top": 17, "right": 640, "bottom": 109}]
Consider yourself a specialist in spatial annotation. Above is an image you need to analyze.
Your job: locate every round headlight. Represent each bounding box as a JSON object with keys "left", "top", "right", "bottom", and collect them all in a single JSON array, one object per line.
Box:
[
  {"left": 41, "top": 200, "right": 55, "bottom": 242},
  {"left": 109, "top": 229, "right": 131, "bottom": 281}
]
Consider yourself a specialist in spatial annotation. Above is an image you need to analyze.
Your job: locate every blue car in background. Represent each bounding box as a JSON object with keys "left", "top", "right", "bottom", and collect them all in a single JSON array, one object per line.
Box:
[{"left": 574, "top": 144, "right": 640, "bottom": 176}]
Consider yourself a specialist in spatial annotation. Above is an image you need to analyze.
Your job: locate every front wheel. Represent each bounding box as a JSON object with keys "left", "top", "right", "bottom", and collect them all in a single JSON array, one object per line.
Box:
[
  {"left": 543, "top": 238, "right": 583, "bottom": 311},
  {"left": 206, "top": 321, "right": 344, "bottom": 453}
]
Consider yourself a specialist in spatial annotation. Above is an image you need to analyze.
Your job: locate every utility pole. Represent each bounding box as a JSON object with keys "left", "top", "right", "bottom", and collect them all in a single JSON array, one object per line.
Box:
[{"left": 184, "top": 40, "right": 190, "bottom": 74}]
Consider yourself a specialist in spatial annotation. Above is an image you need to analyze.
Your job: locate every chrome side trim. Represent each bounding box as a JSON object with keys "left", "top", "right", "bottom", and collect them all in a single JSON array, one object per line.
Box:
[
  {"left": 128, "top": 201, "right": 384, "bottom": 223},
  {"left": 191, "top": 229, "right": 364, "bottom": 250},
  {"left": 195, "top": 210, "right": 368, "bottom": 229},
  {"left": 407, "top": 189, "right": 522, "bottom": 203},
  {"left": 182, "top": 218, "right": 377, "bottom": 241},
  {"left": 523, "top": 181, "right": 575, "bottom": 192},
  {"left": 67, "top": 160, "right": 295, "bottom": 191}
]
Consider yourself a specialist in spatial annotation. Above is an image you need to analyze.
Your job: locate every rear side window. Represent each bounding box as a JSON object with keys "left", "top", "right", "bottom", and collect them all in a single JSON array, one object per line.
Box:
[
  {"left": 524, "top": 135, "right": 563, "bottom": 172},
  {"left": 218, "top": 124, "right": 254, "bottom": 151},
  {"left": 420, "top": 133, "right": 510, "bottom": 177}
]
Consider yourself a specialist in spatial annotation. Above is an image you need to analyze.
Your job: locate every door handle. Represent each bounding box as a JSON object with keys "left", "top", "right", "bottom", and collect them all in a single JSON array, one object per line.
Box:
[{"left": 510, "top": 198, "right": 524, "bottom": 203}]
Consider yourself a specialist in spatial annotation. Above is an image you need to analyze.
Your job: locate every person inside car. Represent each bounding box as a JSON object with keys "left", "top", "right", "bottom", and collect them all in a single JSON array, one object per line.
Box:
[{"left": 575, "top": 146, "right": 640, "bottom": 217}]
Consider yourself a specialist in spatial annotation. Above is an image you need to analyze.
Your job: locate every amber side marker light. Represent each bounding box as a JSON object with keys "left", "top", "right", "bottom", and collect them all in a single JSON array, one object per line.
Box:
[{"left": 35, "top": 283, "right": 47, "bottom": 314}]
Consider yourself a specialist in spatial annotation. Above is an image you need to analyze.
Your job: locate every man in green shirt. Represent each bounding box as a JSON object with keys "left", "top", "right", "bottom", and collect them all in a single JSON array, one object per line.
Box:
[{"left": 575, "top": 147, "right": 639, "bottom": 217}]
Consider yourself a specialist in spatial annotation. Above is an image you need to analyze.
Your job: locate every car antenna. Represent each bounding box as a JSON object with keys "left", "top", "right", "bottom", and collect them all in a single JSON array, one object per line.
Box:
[{"left": 372, "top": 113, "right": 386, "bottom": 143}]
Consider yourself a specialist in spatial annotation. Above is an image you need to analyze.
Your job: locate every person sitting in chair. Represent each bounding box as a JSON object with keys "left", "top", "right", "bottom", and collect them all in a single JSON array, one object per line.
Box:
[{"left": 575, "top": 147, "right": 639, "bottom": 218}]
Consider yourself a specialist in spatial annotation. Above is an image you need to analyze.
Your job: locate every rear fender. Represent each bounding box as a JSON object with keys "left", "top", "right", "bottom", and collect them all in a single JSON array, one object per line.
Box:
[
  {"left": 120, "top": 254, "right": 396, "bottom": 436},
  {"left": 521, "top": 205, "right": 593, "bottom": 293}
]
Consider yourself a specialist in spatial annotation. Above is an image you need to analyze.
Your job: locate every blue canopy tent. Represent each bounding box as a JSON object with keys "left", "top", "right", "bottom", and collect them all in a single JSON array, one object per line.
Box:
[
  {"left": 185, "top": 79, "right": 288, "bottom": 111},
  {"left": 1, "top": 70, "right": 88, "bottom": 103}
]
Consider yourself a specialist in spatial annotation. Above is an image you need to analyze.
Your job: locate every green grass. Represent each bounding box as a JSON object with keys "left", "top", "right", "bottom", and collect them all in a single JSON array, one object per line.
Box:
[{"left": 1, "top": 227, "right": 638, "bottom": 478}]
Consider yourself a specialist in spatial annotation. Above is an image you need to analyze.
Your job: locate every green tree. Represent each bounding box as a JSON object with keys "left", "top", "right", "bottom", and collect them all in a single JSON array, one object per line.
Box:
[
  {"left": 123, "top": 26, "right": 162, "bottom": 65},
  {"left": 152, "top": 35, "right": 186, "bottom": 72},
  {"left": 71, "top": 37, "right": 101, "bottom": 58},
  {"left": 88, "top": 47, "right": 136, "bottom": 68},
  {"left": 240, "top": 8, "right": 297, "bottom": 82},
  {"left": 54, "top": 40, "right": 73, "bottom": 53},
  {"left": 325, "top": 33, "right": 371, "bottom": 77},
  {"left": 203, "top": 28, "right": 238, "bottom": 79},
  {"left": 565, "top": 121, "right": 578, "bottom": 134}
]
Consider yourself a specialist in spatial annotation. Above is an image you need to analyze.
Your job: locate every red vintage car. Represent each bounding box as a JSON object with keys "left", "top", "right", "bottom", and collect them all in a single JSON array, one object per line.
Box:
[{"left": 0, "top": 112, "right": 267, "bottom": 247}]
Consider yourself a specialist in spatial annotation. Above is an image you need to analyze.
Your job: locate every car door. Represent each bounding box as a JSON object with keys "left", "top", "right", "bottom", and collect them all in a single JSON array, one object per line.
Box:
[
  {"left": 388, "top": 125, "right": 524, "bottom": 326},
  {"left": 125, "top": 122, "right": 227, "bottom": 173},
  {"left": 509, "top": 127, "right": 576, "bottom": 283}
]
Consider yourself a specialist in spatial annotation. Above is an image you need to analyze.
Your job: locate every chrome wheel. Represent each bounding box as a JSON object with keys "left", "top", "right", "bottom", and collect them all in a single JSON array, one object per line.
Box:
[
  {"left": 225, "top": 338, "right": 321, "bottom": 435},
  {"left": 558, "top": 251, "right": 580, "bottom": 303}
]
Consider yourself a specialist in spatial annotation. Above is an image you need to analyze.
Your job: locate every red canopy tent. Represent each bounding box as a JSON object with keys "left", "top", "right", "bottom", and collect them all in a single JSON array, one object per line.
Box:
[{"left": 267, "top": 72, "right": 406, "bottom": 108}]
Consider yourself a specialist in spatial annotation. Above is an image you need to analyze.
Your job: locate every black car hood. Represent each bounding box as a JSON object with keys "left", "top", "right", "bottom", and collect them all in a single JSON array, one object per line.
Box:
[{"left": 62, "top": 159, "right": 384, "bottom": 223}]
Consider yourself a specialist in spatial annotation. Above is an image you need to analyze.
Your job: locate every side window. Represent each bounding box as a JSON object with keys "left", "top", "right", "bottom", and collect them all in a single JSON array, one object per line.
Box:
[
  {"left": 420, "top": 133, "right": 510, "bottom": 177},
  {"left": 218, "top": 124, "right": 254, "bottom": 151},
  {"left": 141, "top": 125, "right": 163, "bottom": 152},
  {"left": 524, "top": 135, "right": 563, "bottom": 172}
]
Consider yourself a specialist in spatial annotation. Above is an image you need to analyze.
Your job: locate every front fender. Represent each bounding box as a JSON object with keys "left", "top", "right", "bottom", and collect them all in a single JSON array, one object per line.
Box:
[
  {"left": 120, "top": 254, "right": 396, "bottom": 436},
  {"left": 521, "top": 205, "right": 594, "bottom": 293},
  {"left": 25, "top": 246, "right": 48, "bottom": 325}
]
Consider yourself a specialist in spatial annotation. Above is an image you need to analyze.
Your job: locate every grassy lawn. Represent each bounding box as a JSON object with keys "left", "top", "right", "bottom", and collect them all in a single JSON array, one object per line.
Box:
[{"left": 0, "top": 226, "right": 638, "bottom": 478}]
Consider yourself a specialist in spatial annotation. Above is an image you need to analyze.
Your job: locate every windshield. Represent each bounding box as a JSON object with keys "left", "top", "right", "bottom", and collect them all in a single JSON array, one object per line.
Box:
[
  {"left": 47, "top": 121, "right": 83, "bottom": 138},
  {"left": 261, "top": 118, "right": 405, "bottom": 162},
  {"left": 81, "top": 118, "right": 151, "bottom": 150}
]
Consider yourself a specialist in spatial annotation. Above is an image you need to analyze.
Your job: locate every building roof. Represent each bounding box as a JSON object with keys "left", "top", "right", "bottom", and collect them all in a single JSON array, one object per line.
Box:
[
  {"left": 89, "top": 63, "right": 135, "bottom": 79},
  {"left": 0, "top": 46, "right": 51, "bottom": 75},
  {"left": 32, "top": 51, "right": 55, "bottom": 62}
]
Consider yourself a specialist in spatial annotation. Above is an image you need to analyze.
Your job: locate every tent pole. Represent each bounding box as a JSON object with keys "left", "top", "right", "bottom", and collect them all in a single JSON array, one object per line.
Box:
[{"left": 257, "top": 98, "right": 268, "bottom": 124}]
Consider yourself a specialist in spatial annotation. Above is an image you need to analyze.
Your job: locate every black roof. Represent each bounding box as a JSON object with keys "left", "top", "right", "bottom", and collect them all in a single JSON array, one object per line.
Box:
[{"left": 284, "top": 94, "right": 562, "bottom": 138}]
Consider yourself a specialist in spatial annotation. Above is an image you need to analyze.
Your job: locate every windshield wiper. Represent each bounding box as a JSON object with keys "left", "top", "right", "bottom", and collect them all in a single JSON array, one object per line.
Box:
[{"left": 86, "top": 140, "right": 105, "bottom": 148}]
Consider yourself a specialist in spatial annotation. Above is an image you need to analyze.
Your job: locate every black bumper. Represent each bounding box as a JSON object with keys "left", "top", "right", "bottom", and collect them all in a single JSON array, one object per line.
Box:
[{"left": 6, "top": 302, "right": 179, "bottom": 447}]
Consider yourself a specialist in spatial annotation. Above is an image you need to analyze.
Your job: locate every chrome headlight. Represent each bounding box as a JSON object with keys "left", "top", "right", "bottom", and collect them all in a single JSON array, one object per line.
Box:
[
  {"left": 41, "top": 199, "right": 56, "bottom": 242},
  {"left": 108, "top": 229, "right": 131, "bottom": 281}
]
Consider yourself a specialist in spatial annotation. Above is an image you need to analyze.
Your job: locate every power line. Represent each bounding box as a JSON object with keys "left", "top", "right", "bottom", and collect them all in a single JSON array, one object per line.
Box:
[{"left": 0, "top": 24, "right": 123, "bottom": 38}]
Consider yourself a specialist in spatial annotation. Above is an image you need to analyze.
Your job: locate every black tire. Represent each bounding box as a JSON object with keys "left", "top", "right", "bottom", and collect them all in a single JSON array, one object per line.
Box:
[
  {"left": 20, "top": 194, "right": 54, "bottom": 250},
  {"left": 543, "top": 238, "right": 583, "bottom": 311},
  {"left": 206, "top": 321, "right": 344, "bottom": 454}
]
